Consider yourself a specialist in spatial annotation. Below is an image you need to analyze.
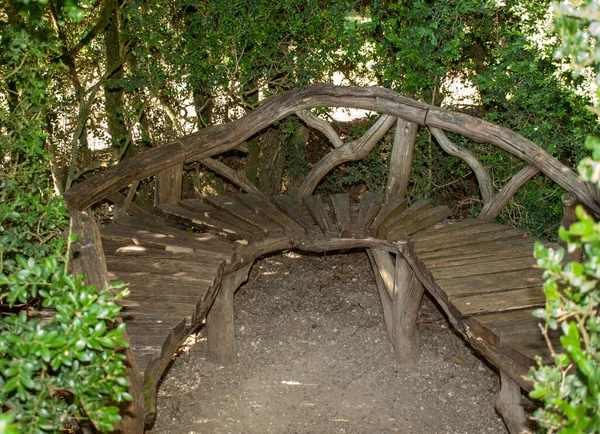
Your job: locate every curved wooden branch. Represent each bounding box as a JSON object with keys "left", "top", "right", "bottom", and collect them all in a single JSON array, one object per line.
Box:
[
  {"left": 297, "top": 114, "right": 397, "bottom": 199},
  {"left": 478, "top": 165, "right": 540, "bottom": 221},
  {"left": 63, "top": 84, "right": 600, "bottom": 215},
  {"left": 429, "top": 127, "right": 494, "bottom": 203},
  {"left": 296, "top": 110, "right": 343, "bottom": 148},
  {"left": 200, "top": 157, "right": 267, "bottom": 199}
]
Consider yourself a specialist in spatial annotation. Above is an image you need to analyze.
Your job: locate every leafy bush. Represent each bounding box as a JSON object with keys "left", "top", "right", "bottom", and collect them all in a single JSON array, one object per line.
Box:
[
  {"left": 1, "top": 3, "right": 132, "bottom": 431},
  {"left": 530, "top": 140, "right": 600, "bottom": 433},
  {"left": 529, "top": 2, "right": 600, "bottom": 432}
]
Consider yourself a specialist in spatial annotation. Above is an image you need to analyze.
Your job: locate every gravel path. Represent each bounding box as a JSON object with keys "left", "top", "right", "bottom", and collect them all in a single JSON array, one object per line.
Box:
[{"left": 153, "top": 250, "right": 511, "bottom": 434}]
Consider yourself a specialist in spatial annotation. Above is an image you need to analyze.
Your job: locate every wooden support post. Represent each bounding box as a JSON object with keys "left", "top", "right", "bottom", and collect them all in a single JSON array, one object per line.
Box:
[
  {"left": 154, "top": 163, "right": 183, "bottom": 206},
  {"left": 207, "top": 263, "right": 253, "bottom": 365},
  {"left": 370, "top": 248, "right": 425, "bottom": 367},
  {"left": 366, "top": 250, "right": 395, "bottom": 343},
  {"left": 495, "top": 371, "right": 529, "bottom": 434},
  {"left": 560, "top": 192, "right": 582, "bottom": 261},
  {"left": 386, "top": 118, "right": 418, "bottom": 200},
  {"left": 69, "top": 211, "right": 146, "bottom": 433}
]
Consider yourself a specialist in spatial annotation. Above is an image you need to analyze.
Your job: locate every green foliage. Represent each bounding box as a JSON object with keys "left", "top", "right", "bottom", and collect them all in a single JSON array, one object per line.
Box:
[
  {"left": 362, "top": 0, "right": 600, "bottom": 234},
  {"left": 1, "top": 3, "right": 131, "bottom": 432},
  {"left": 531, "top": 194, "right": 600, "bottom": 432},
  {"left": 529, "top": 2, "right": 600, "bottom": 432}
]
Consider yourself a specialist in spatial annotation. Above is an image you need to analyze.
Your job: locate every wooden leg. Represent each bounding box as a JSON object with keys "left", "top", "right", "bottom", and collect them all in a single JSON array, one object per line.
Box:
[
  {"left": 367, "top": 250, "right": 395, "bottom": 343},
  {"left": 206, "top": 263, "right": 253, "bottom": 366},
  {"left": 207, "top": 272, "right": 237, "bottom": 366},
  {"left": 495, "top": 371, "right": 529, "bottom": 434},
  {"left": 370, "top": 249, "right": 424, "bottom": 367}
]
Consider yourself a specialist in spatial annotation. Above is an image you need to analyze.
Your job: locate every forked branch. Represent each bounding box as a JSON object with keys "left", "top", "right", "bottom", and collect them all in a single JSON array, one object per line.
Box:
[
  {"left": 479, "top": 165, "right": 539, "bottom": 221},
  {"left": 429, "top": 127, "right": 494, "bottom": 203},
  {"left": 296, "top": 110, "right": 343, "bottom": 148},
  {"left": 297, "top": 114, "right": 397, "bottom": 199},
  {"left": 200, "top": 157, "right": 267, "bottom": 199}
]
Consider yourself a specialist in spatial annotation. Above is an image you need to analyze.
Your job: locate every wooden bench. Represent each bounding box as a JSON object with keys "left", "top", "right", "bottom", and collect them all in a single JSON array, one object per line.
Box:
[{"left": 63, "top": 84, "right": 599, "bottom": 433}]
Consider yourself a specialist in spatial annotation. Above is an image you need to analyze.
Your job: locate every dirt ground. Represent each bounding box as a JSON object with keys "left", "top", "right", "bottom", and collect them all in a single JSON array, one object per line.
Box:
[{"left": 152, "top": 249, "right": 521, "bottom": 434}]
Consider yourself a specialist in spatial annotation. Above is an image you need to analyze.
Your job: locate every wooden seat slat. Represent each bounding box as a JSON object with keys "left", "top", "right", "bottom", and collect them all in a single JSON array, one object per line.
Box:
[
  {"left": 422, "top": 242, "right": 537, "bottom": 269},
  {"left": 418, "top": 238, "right": 537, "bottom": 262},
  {"left": 386, "top": 206, "right": 452, "bottom": 240},
  {"left": 433, "top": 268, "right": 543, "bottom": 301},
  {"left": 204, "top": 195, "right": 285, "bottom": 237},
  {"left": 411, "top": 218, "right": 486, "bottom": 239},
  {"left": 303, "top": 195, "right": 338, "bottom": 237},
  {"left": 378, "top": 199, "right": 433, "bottom": 237},
  {"left": 103, "top": 242, "right": 225, "bottom": 267},
  {"left": 355, "top": 193, "right": 382, "bottom": 238},
  {"left": 178, "top": 199, "right": 266, "bottom": 241},
  {"left": 157, "top": 201, "right": 262, "bottom": 242},
  {"left": 236, "top": 193, "right": 306, "bottom": 236},
  {"left": 505, "top": 337, "right": 562, "bottom": 366},
  {"left": 106, "top": 253, "right": 222, "bottom": 278},
  {"left": 413, "top": 220, "right": 517, "bottom": 243},
  {"left": 349, "top": 203, "right": 360, "bottom": 236},
  {"left": 415, "top": 227, "right": 528, "bottom": 253},
  {"left": 273, "top": 196, "right": 321, "bottom": 236},
  {"left": 370, "top": 196, "right": 406, "bottom": 236},
  {"left": 448, "top": 286, "right": 545, "bottom": 318},
  {"left": 101, "top": 221, "right": 234, "bottom": 260},
  {"left": 466, "top": 310, "right": 560, "bottom": 349},
  {"left": 330, "top": 193, "right": 351, "bottom": 237},
  {"left": 429, "top": 256, "right": 537, "bottom": 280}
]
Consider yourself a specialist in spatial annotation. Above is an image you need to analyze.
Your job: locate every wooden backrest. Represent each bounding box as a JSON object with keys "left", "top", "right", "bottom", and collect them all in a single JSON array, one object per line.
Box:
[{"left": 63, "top": 84, "right": 600, "bottom": 221}]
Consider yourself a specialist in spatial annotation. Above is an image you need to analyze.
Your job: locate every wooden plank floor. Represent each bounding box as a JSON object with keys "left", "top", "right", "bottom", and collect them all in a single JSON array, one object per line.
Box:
[
  {"left": 412, "top": 219, "right": 557, "bottom": 373},
  {"left": 102, "top": 217, "right": 235, "bottom": 372}
]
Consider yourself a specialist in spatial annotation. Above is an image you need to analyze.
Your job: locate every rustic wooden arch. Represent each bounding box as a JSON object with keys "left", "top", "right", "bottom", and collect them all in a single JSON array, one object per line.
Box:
[
  {"left": 64, "top": 83, "right": 600, "bottom": 215},
  {"left": 64, "top": 84, "right": 600, "bottom": 433}
]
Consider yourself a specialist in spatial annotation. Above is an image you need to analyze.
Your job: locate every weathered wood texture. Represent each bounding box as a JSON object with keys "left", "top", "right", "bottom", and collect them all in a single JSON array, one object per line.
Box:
[
  {"left": 296, "top": 110, "right": 343, "bottom": 148},
  {"left": 94, "top": 190, "right": 560, "bottom": 432},
  {"left": 479, "top": 165, "right": 539, "bottom": 221},
  {"left": 297, "top": 114, "right": 397, "bottom": 199},
  {"left": 64, "top": 84, "right": 600, "bottom": 216},
  {"left": 495, "top": 371, "right": 529, "bottom": 434},
  {"left": 429, "top": 127, "right": 493, "bottom": 202},
  {"left": 386, "top": 118, "right": 418, "bottom": 199},
  {"left": 370, "top": 249, "right": 425, "bottom": 366},
  {"left": 154, "top": 163, "right": 183, "bottom": 205},
  {"left": 559, "top": 192, "right": 583, "bottom": 260},
  {"left": 200, "top": 157, "right": 265, "bottom": 197},
  {"left": 69, "top": 212, "right": 146, "bottom": 434},
  {"left": 207, "top": 263, "right": 253, "bottom": 365}
]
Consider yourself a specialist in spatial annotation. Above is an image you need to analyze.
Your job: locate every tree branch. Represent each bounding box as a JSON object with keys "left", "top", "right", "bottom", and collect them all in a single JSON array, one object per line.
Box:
[
  {"left": 296, "top": 110, "right": 343, "bottom": 148},
  {"left": 429, "top": 126, "right": 494, "bottom": 203}
]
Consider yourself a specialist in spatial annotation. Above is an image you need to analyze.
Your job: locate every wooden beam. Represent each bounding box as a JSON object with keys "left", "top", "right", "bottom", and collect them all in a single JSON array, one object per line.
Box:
[
  {"left": 386, "top": 118, "right": 418, "bottom": 200},
  {"left": 154, "top": 163, "right": 183, "bottom": 206},
  {"left": 370, "top": 248, "right": 424, "bottom": 367},
  {"left": 296, "top": 110, "right": 343, "bottom": 148},
  {"left": 495, "top": 371, "right": 529, "bottom": 434},
  {"left": 560, "top": 192, "right": 583, "bottom": 260}
]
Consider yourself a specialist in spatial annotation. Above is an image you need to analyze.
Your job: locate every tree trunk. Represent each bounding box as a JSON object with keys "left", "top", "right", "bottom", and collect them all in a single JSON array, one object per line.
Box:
[{"left": 103, "top": 0, "right": 131, "bottom": 159}]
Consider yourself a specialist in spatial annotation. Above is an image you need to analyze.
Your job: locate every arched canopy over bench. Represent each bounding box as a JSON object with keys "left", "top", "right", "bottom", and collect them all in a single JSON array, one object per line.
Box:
[{"left": 63, "top": 84, "right": 599, "bottom": 433}]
